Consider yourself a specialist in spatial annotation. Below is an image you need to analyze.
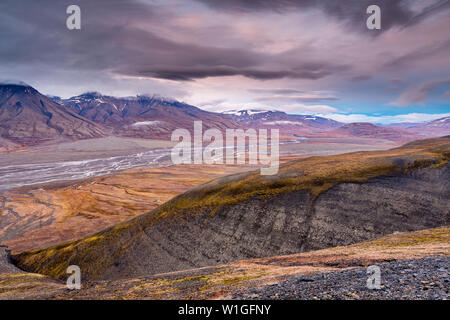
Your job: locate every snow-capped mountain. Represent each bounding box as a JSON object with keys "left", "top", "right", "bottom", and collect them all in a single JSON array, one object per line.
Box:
[
  {"left": 58, "top": 93, "right": 241, "bottom": 139},
  {"left": 222, "top": 109, "right": 342, "bottom": 134}
]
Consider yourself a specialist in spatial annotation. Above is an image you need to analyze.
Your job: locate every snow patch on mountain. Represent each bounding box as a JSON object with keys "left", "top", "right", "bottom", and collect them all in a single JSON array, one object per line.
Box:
[
  {"left": 131, "top": 120, "right": 166, "bottom": 127},
  {"left": 263, "top": 121, "right": 304, "bottom": 126}
]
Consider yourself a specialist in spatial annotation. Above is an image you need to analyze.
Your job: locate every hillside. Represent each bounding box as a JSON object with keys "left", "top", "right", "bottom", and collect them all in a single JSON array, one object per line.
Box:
[
  {"left": 0, "top": 85, "right": 105, "bottom": 146},
  {"left": 1, "top": 226, "right": 448, "bottom": 299},
  {"left": 13, "top": 136, "right": 450, "bottom": 281}
]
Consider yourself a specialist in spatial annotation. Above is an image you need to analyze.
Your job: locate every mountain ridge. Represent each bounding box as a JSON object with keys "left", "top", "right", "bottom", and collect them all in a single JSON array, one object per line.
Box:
[
  {"left": 1, "top": 83, "right": 449, "bottom": 147},
  {"left": 57, "top": 92, "right": 242, "bottom": 139}
]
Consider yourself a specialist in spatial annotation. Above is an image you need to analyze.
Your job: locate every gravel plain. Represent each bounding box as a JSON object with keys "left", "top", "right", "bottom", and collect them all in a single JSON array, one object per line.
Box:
[{"left": 233, "top": 257, "right": 449, "bottom": 300}]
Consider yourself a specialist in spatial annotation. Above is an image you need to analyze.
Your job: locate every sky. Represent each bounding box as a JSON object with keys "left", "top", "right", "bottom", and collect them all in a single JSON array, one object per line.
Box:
[{"left": 0, "top": 0, "right": 450, "bottom": 123}]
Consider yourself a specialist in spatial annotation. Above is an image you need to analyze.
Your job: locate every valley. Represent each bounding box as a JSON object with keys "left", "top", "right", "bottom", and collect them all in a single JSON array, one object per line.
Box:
[
  {"left": 1, "top": 0, "right": 450, "bottom": 303},
  {"left": 11, "top": 137, "right": 449, "bottom": 283},
  {"left": 0, "top": 83, "right": 448, "bottom": 301},
  {"left": 0, "top": 135, "right": 395, "bottom": 253}
]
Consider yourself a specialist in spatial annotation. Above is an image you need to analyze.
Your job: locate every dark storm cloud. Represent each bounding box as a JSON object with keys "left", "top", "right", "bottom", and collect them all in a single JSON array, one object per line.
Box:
[
  {"left": 196, "top": 0, "right": 450, "bottom": 31},
  {"left": 0, "top": 0, "right": 346, "bottom": 82},
  {"left": 137, "top": 64, "right": 341, "bottom": 81}
]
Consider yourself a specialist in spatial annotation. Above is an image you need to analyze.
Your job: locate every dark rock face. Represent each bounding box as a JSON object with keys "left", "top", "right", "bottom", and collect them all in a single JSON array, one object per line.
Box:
[
  {"left": 306, "top": 166, "right": 449, "bottom": 251},
  {"left": 100, "top": 165, "right": 449, "bottom": 280}
]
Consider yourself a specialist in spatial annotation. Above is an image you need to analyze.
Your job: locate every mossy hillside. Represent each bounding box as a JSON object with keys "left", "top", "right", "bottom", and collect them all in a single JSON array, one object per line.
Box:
[
  {"left": 354, "top": 226, "right": 450, "bottom": 249},
  {"left": 13, "top": 137, "right": 450, "bottom": 280},
  {"left": 164, "top": 136, "right": 449, "bottom": 213}
]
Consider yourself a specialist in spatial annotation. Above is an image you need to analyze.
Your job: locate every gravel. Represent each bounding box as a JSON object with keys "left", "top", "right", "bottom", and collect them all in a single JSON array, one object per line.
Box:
[{"left": 233, "top": 257, "right": 449, "bottom": 300}]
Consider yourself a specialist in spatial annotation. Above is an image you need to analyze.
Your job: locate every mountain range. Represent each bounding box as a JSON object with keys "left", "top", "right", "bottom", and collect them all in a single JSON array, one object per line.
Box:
[
  {"left": 0, "top": 83, "right": 449, "bottom": 148},
  {"left": 54, "top": 92, "right": 241, "bottom": 139}
]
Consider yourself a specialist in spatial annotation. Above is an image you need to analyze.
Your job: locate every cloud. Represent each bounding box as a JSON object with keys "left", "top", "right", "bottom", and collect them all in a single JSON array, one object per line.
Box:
[
  {"left": 248, "top": 88, "right": 306, "bottom": 95},
  {"left": 195, "top": 99, "right": 228, "bottom": 109},
  {"left": 254, "top": 95, "right": 338, "bottom": 103},
  {"left": 136, "top": 64, "right": 339, "bottom": 81},
  {"left": 0, "top": 0, "right": 449, "bottom": 115},
  {"left": 384, "top": 40, "right": 450, "bottom": 70},
  {"left": 278, "top": 104, "right": 338, "bottom": 114},
  {"left": 196, "top": 0, "right": 450, "bottom": 32},
  {"left": 323, "top": 112, "right": 450, "bottom": 124},
  {"left": 350, "top": 75, "right": 372, "bottom": 82},
  {"left": 0, "top": 0, "right": 347, "bottom": 84},
  {"left": 443, "top": 90, "right": 450, "bottom": 99},
  {"left": 194, "top": 99, "right": 338, "bottom": 115},
  {"left": 0, "top": 79, "right": 30, "bottom": 86},
  {"left": 249, "top": 88, "right": 339, "bottom": 103},
  {"left": 0, "top": 0, "right": 343, "bottom": 81},
  {"left": 389, "top": 78, "right": 406, "bottom": 84},
  {"left": 389, "top": 78, "right": 450, "bottom": 106}
]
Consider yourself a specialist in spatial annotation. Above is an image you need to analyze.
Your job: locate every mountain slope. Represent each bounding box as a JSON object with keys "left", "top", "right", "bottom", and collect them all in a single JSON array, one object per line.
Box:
[
  {"left": 13, "top": 136, "right": 450, "bottom": 281},
  {"left": 60, "top": 93, "right": 241, "bottom": 139},
  {"left": 0, "top": 85, "right": 105, "bottom": 146}
]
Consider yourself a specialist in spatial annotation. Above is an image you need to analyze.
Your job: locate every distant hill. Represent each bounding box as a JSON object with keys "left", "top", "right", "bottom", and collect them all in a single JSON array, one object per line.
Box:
[
  {"left": 409, "top": 116, "right": 450, "bottom": 137},
  {"left": 322, "top": 122, "right": 420, "bottom": 143},
  {"left": 14, "top": 136, "right": 450, "bottom": 281},
  {"left": 0, "top": 84, "right": 105, "bottom": 147},
  {"left": 386, "top": 116, "right": 450, "bottom": 138}
]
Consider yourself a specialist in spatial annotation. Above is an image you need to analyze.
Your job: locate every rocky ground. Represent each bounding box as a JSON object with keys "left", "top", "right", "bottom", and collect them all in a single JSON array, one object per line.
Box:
[
  {"left": 233, "top": 257, "right": 449, "bottom": 300},
  {"left": 0, "top": 227, "right": 447, "bottom": 300}
]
